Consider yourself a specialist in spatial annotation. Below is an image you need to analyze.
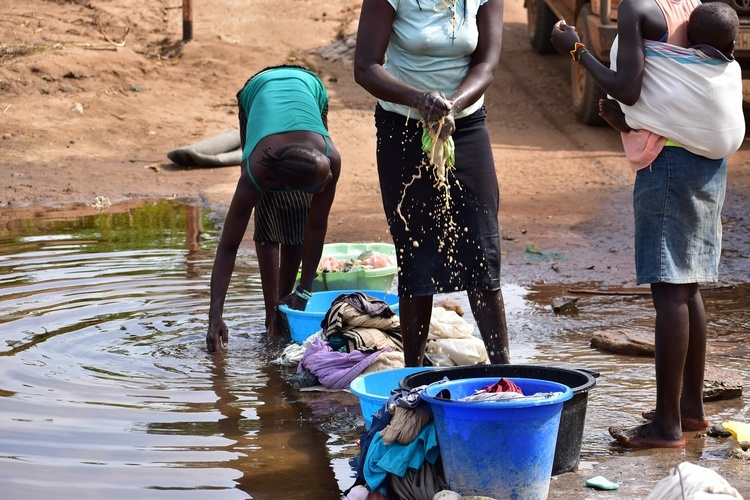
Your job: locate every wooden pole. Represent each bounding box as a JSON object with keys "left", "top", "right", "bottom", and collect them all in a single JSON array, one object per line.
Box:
[{"left": 182, "top": 0, "right": 193, "bottom": 42}]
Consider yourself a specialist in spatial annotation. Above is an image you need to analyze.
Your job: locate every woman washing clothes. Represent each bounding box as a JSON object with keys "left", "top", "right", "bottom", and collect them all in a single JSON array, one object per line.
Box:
[{"left": 206, "top": 65, "right": 341, "bottom": 352}]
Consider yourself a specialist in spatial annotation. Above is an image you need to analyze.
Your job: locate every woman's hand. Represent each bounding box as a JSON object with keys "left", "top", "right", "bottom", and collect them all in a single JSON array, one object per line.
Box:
[
  {"left": 278, "top": 291, "right": 308, "bottom": 311},
  {"left": 416, "top": 91, "right": 455, "bottom": 139},
  {"left": 415, "top": 91, "right": 452, "bottom": 124},
  {"left": 550, "top": 20, "right": 581, "bottom": 55},
  {"left": 206, "top": 318, "right": 229, "bottom": 352},
  {"left": 432, "top": 113, "right": 456, "bottom": 140}
]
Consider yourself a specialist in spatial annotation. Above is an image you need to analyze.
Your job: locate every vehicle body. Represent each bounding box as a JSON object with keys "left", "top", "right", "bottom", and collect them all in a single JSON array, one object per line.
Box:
[{"left": 526, "top": 0, "right": 750, "bottom": 125}]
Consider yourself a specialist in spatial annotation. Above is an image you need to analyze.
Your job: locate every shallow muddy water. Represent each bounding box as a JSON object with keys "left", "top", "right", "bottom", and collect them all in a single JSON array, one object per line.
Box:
[{"left": 0, "top": 199, "right": 748, "bottom": 499}]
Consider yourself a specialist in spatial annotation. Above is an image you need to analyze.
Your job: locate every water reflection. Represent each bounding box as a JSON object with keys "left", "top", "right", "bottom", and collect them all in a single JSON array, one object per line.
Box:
[{"left": 0, "top": 199, "right": 747, "bottom": 498}]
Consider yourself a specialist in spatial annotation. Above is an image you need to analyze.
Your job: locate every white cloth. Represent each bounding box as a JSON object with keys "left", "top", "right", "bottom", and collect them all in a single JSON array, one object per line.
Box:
[
  {"left": 645, "top": 461, "right": 744, "bottom": 499},
  {"left": 616, "top": 40, "right": 745, "bottom": 160},
  {"left": 425, "top": 337, "right": 488, "bottom": 366},
  {"left": 345, "top": 484, "right": 370, "bottom": 500},
  {"left": 273, "top": 330, "right": 324, "bottom": 366},
  {"left": 424, "top": 307, "right": 488, "bottom": 366},
  {"left": 428, "top": 306, "right": 474, "bottom": 339}
]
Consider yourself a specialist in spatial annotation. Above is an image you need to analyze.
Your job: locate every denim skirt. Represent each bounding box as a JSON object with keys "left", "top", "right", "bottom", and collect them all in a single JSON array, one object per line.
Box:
[{"left": 633, "top": 146, "right": 727, "bottom": 285}]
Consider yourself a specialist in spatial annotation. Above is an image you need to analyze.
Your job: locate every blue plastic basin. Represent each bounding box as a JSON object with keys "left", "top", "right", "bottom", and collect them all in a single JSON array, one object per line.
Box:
[
  {"left": 349, "top": 366, "right": 436, "bottom": 429},
  {"left": 278, "top": 290, "right": 399, "bottom": 343},
  {"left": 421, "top": 377, "right": 573, "bottom": 499}
]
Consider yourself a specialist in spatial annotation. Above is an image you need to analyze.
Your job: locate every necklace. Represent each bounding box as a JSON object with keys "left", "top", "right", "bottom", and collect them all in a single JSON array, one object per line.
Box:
[{"left": 440, "top": 0, "right": 458, "bottom": 42}]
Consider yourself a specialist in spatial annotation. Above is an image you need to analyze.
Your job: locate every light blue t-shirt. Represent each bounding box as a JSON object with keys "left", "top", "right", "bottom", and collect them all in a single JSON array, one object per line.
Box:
[
  {"left": 238, "top": 67, "right": 330, "bottom": 162},
  {"left": 380, "top": 0, "right": 489, "bottom": 119}
]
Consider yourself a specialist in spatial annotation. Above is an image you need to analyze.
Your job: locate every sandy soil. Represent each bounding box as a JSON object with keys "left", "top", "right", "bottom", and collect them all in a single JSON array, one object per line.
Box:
[
  {"left": 2, "top": 0, "right": 749, "bottom": 496},
  {"left": 1, "top": 0, "right": 639, "bottom": 285},
  {"left": 3, "top": 0, "right": 750, "bottom": 287}
]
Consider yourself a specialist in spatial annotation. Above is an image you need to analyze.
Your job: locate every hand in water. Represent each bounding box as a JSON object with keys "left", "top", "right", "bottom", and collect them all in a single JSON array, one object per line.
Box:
[{"left": 206, "top": 318, "right": 229, "bottom": 352}]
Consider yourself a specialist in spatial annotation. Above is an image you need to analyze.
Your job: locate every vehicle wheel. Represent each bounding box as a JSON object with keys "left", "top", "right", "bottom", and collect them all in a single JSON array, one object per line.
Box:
[
  {"left": 527, "top": 0, "right": 558, "bottom": 54},
  {"left": 571, "top": 3, "right": 607, "bottom": 126}
]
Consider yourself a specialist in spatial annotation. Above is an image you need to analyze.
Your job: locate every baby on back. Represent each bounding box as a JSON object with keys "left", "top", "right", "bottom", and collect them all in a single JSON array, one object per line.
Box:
[{"left": 599, "top": 2, "right": 744, "bottom": 161}]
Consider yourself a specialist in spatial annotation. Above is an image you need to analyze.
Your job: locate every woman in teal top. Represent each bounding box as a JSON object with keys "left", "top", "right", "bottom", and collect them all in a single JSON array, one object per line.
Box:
[
  {"left": 238, "top": 66, "right": 330, "bottom": 163},
  {"left": 207, "top": 66, "right": 341, "bottom": 352}
]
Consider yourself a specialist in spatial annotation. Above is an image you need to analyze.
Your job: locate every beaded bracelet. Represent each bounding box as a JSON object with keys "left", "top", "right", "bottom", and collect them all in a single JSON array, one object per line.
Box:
[
  {"left": 570, "top": 42, "right": 587, "bottom": 63},
  {"left": 295, "top": 286, "right": 312, "bottom": 301},
  {"left": 576, "top": 47, "right": 590, "bottom": 64}
]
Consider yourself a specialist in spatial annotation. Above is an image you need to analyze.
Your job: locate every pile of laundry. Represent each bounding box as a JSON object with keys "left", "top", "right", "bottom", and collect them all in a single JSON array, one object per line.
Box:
[
  {"left": 345, "top": 385, "right": 446, "bottom": 499},
  {"left": 277, "top": 291, "right": 405, "bottom": 390},
  {"left": 345, "top": 377, "right": 552, "bottom": 499},
  {"left": 275, "top": 293, "right": 492, "bottom": 390}
]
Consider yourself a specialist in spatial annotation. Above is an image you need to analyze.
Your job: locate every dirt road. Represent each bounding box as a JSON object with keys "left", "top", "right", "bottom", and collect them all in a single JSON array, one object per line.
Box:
[{"left": 2, "top": 0, "right": 749, "bottom": 496}]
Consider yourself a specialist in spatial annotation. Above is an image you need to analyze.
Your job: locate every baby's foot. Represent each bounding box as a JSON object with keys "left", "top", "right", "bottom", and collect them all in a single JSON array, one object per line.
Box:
[{"left": 598, "top": 99, "right": 631, "bottom": 133}]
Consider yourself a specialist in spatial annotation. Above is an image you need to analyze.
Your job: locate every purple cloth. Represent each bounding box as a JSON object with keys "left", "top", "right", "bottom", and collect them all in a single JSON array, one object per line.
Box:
[{"left": 297, "top": 337, "right": 393, "bottom": 390}]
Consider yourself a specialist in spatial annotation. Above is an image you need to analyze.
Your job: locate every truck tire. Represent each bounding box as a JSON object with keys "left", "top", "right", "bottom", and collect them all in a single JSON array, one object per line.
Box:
[
  {"left": 571, "top": 3, "right": 606, "bottom": 126},
  {"left": 527, "top": 0, "right": 558, "bottom": 54}
]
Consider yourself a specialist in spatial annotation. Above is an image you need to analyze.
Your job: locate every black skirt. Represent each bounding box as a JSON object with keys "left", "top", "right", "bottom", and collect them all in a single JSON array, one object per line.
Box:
[{"left": 374, "top": 105, "right": 502, "bottom": 296}]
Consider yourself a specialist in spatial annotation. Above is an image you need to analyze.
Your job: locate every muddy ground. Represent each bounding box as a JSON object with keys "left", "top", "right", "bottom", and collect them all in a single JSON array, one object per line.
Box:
[{"left": 1, "top": 0, "right": 749, "bottom": 497}]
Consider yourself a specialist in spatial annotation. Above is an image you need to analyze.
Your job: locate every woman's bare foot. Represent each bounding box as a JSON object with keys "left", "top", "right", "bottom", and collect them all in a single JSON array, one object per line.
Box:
[
  {"left": 641, "top": 409, "right": 710, "bottom": 431},
  {"left": 609, "top": 424, "right": 686, "bottom": 448},
  {"left": 598, "top": 98, "right": 631, "bottom": 133}
]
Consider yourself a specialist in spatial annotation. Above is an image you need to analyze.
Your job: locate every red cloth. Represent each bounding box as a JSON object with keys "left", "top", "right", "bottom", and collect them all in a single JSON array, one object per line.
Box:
[{"left": 483, "top": 377, "right": 523, "bottom": 395}]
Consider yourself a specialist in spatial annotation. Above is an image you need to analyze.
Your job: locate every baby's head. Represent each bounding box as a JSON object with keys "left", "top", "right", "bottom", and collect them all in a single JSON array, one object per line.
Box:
[
  {"left": 688, "top": 2, "right": 739, "bottom": 55},
  {"left": 261, "top": 144, "right": 332, "bottom": 193}
]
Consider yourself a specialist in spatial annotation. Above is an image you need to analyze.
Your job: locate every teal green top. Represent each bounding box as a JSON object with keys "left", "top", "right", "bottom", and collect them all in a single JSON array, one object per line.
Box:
[{"left": 238, "top": 67, "right": 330, "bottom": 163}]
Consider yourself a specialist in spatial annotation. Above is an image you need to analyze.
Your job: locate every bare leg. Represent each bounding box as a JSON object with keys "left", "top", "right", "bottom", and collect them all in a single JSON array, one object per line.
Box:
[
  {"left": 681, "top": 285, "right": 708, "bottom": 426},
  {"left": 400, "top": 294, "right": 433, "bottom": 367},
  {"left": 598, "top": 98, "right": 632, "bottom": 133},
  {"left": 468, "top": 289, "right": 510, "bottom": 364},
  {"left": 610, "top": 283, "right": 705, "bottom": 448},
  {"left": 256, "top": 241, "right": 280, "bottom": 333},
  {"left": 642, "top": 285, "right": 709, "bottom": 431},
  {"left": 640, "top": 286, "right": 709, "bottom": 430},
  {"left": 270, "top": 243, "right": 304, "bottom": 335},
  {"left": 278, "top": 243, "right": 303, "bottom": 298}
]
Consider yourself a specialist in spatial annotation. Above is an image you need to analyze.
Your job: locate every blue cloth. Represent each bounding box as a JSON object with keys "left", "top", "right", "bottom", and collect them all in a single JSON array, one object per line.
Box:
[
  {"left": 356, "top": 394, "right": 396, "bottom": 480},
  {"left": 633, "top": 146, "right": 727, "bottom": 284},
  {"left": 362, "top": 421, "right": 441, "bottom": 491}
]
